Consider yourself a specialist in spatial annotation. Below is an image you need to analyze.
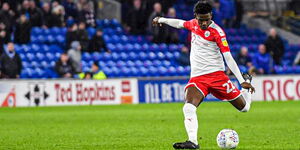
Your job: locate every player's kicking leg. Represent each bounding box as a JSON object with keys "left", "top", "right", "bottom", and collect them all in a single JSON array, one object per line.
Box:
[
  {"left": 230, "top": 73, "right": 253, "bottom": 112},
  {"left": 173, "top": 86, "right": 203, "bottom": 149}
]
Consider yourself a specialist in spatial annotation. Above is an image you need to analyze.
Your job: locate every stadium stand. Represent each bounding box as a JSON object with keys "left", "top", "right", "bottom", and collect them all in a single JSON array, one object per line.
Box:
[
  {"left": 16, "top": 18, "right": 300, "bottom": 79},
  {"left": 0, "top": 0, "right": 299, "bottom": 79}
]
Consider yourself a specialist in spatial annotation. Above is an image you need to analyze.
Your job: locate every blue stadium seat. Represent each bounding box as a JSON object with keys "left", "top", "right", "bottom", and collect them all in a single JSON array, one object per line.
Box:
[
  {"left": 103, "top": 67, "right": 113, "bottom": 77},
  {"left": 41, "top": 61, "right": 50, "bottom": 69},
  {"left": 133, "top": 43, "right": 142, "bottom": 51},
  {"left": 31, "top": 27, "right": 43, "bottom": 36},
  {"left": 99, "top": 61, "right": 106, "bottom": 68},
  {"left": 126, "top": 60, "right": 135, "bottom": 67},
  {"left": 124, "top": 43, "right": 133, "bottom": 51},
  {"left": 42, "top": 44, "right": 50, "bottom": 52},
  {"left": 115, "top": 43, "right": 124, "bottom": 52},
  {"left": 31, "top": 61, "right": 41, "bottom": 68},
  {"left": 162, "top": 60, "right": 171, "bottom": 67},
  {"left": 37, "top": 35, "right": 46, "bottom": 43},
  {"left": 44, "top": 29, "right": 50, "bottom": 36},
  {"left": 157, "top": 52, "right": 165, "bottom": 60},
  {"left": 159, "top": 43, "right": 168, "bottom": 51},
  {"left": 165, "top": 52, "right": 174, "bottom": 60},
  {"left": 45, "top": 52, "right": 55, "bottom": 61},
  {"left": 111, "top": 66, "right": 121, "bottom": 77},
  {"left": 120, "top": 52, "right": 128, "bottom": 60},
  {"left": 120, "top": 67, "right": 131, "bottom": 77},
  {"left": 115, "top": 27, "right": 124, "bottom": 35},
  {"left": 21, "top": 68, "right": 35, "bottom": 78},
  {"left": 142, "top": 43, "right": 149, "bottom": 51},
  {"left": 153, "top": 60, "right": 162, "bottom": 67},
  {"left": 111, "top": 35, "right": 120, "bottom": 43},
  {"left": 176, "top": 66, "right": 185, "bottom": 76},
  {"left": 49, "top": 27, "right": 61, "bottom": 35},
  {"left": 107, "top": 43, "right": 116, "bottom": 51},
  {"left": 46, "top": 35, "right": 55, "bottom": 43},
  {"left": 158, "top": 66, "right": 167, "bottom": 76},
  {"left": 138, "top": 52, "right": 147, "bottom": 60},
  {"left": 168, "top": 66, "right": 177, "bottom": 76},
  {"left": 30, "top": 44, "right": 40, "bottom": 52},
  {"left": 103, "top": 19, "right": 111, "bottom": 28},
  {"left": 82, "top": 52, "right": 92, "bottom": 61},
  {"left": 26, "top": 53, "right": 37, "bottom": 61},
  {"left": 107, "top": 60, "right": 116, "bottom": 67},
  {"left": 19, "top": 53, "right": 27, "bottom": 61},
  {"left": 116, "top": 60, "right": 126, "bottom": 67},
  {"left": 139, "top": 67, "right": 149, "bottom": 77},
  {"left": 184, "top": 66, "right": 191, "bottom": 75},
  {"left": 36, "top": 53, "right": 45, "bottom": 61},
  {"left": 128, "top": 52, "right": 138, "bottom": 60},
  {"left": 55, "top": 52, "right": 61, "bottom": 60},
  {"left": 93, "top": 52, "right": 102, "bottom": 61},
  {"left": 135, "top": 60, "right": 143, "bottom": 67},
  {"left": 50, "top": 61, "right": 56, "bottom": 68},
  {"left": 150, "top": 44, "right": 159, "bottom": 51},
  {"left": 130, "top": 67, "right": 138, "bottom": 77},
  {"left": 35, "top": 68, "right": 45, "bottom": 78},
  {"left": 143, "top": 60, "right": 153, "bottom": 67},
  {"left": 111, "top": 19, "right": 121, "bottom": 28},
  {"left": 120, "top": 35, "right": 128, "bottom": 43},
  {"left": 148, "top": 66, "right": 158, "bottom": 76},
  {"left": 169, "top": 44, "right": 179, "bottom": 52},
  {"left": 148, "top": 52, "right": 157, "bottom": 60},
  {"left": 22, "top": 61, "right": 31, "bottom": 68}
]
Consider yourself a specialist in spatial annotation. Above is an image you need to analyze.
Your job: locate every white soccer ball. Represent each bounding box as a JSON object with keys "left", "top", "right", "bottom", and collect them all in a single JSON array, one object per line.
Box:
[{"left": 216, "top": 129, "right": 239, "bottom": 149}]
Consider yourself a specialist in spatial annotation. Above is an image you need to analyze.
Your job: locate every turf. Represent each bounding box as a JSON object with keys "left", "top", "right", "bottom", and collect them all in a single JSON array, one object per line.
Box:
[{"left": 0, "top": 101, "right": 299, "bottom": 150}]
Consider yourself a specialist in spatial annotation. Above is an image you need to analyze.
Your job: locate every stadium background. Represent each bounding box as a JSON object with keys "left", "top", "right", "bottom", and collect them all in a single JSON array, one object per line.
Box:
[{"left": 0, "top": 0, "right": 299, "bottom": 149}]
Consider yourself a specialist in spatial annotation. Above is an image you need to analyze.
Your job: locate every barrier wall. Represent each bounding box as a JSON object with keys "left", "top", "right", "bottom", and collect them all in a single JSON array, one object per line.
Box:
[
  {"left": 138, "top": 78, "right": 219, "bottom": 103},
  {"left": 0, "top": 79, "right": 139, "bottom": 107},
  {"left": 251, "top": 75, "right": 300, "bottom": 101},
  {"left": 0, "top": 75, "right": 299, "bottom": 107}
]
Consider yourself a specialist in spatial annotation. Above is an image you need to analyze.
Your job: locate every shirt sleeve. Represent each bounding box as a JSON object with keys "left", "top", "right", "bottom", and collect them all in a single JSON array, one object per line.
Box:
[
  {"left": 214, "top": 28, "right": 230, "bottom": 53},
  {"left": 183, "top": 19, "right": 195, "bottom": 31}
]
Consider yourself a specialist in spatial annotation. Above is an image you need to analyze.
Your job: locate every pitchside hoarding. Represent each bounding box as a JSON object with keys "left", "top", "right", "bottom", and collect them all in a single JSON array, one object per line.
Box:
[
  {"left": 251, "top": 75, "right": 300, "bottom": 101},
  {"left": 0, "top": 75, "right": 299, "bottom": 107},
  {"left": 137, "top": 75, "right": 300, "bottom": 103},
  {"left": 0, "top": 79, "right": 139, "bottom": 107},
  {"left": 138, "top": 78, "right": 219, "bottom": 103}
]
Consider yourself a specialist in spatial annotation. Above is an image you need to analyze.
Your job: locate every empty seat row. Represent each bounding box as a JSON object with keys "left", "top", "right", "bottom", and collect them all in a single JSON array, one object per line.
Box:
[
  {"left": 15, "top": 44, "right": 63, "bottom": 53},
  {"left": 82, "top": 51, "right": 180, "bottom": 61},
  {"left": 106, "top": 43, "right": 183, "bottom": 52}
]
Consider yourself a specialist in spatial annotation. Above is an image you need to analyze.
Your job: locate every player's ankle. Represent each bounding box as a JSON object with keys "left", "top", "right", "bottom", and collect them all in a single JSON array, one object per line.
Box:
[{"left": 190, "top": 139, "right": 198, "bottom": 145}]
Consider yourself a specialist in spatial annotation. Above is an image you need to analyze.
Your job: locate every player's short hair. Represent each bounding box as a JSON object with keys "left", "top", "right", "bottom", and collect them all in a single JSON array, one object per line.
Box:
[
  {"left": 193, "top": 0, "right": 213, "bottom": 15},
  {"left": 93, "top": 61, "right": 99, "bottom": 68}
]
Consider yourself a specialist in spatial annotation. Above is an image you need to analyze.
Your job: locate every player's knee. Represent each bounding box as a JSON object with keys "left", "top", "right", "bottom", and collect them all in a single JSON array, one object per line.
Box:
[
  {"left": 183, "top": 103, "right": 197, "bottom": 115},
  {"left": 239, "top": 103, "right": 250, "bottom": 112}
]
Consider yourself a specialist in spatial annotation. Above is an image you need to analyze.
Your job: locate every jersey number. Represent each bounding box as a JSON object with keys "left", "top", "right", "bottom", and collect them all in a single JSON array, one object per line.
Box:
[{"left": 222, "top": 80, "right": 236, "bottom": 93}]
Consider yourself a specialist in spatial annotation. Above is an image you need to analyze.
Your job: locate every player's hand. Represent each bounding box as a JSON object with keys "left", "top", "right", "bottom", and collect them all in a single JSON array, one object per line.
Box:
[
  {"left": 152, "top": 17, "right": 162, "bottom": 27},
  {"left": 241, "top": 82, "right": 255, "bottom": 94}
]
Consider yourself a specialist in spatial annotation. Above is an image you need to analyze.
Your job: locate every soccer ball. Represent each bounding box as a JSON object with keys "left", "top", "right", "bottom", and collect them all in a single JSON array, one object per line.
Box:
[{"left": 216, "top": 129, "right": 239, "bottom": 149}]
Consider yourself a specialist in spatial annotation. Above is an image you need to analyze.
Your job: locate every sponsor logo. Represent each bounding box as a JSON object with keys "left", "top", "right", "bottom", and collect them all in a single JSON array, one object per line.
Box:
[
  {"left": 219, "top": 31, "right": 225, "bottom": 36},
  {"left": 122, "top": 81, "right": 131, "bottom": 93},
  {"left": 25, "top": 83, "right": 49, "bottom": 106},
  {"left": 1, "top": 88, "right": 16, "bottom": 107},
  {"left": 204, "top": 31, "right": 210, "bottom": 37},
  {"left": 221, "top": 37, "right": 228, "bottom": 46},
  {"left": 54, "top": 83, "right": 116, "bottom": 103},
  {"left": 193, "top": 26, "right": 198, "bottom": 30}
]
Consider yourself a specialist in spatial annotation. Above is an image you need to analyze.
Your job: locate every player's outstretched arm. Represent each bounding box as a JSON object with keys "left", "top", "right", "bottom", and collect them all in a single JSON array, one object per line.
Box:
[
  {"left": 152, "top": 17, "right": 186, "bottom": 29},
  {"left": 223, "top": 52, "right": 255, "bottom": 93}
]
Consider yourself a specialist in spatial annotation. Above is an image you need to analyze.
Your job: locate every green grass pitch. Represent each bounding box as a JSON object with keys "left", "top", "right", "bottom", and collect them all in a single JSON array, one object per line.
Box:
[{"left": 0, "top": 101, "right": 299, "bottom": 150}]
